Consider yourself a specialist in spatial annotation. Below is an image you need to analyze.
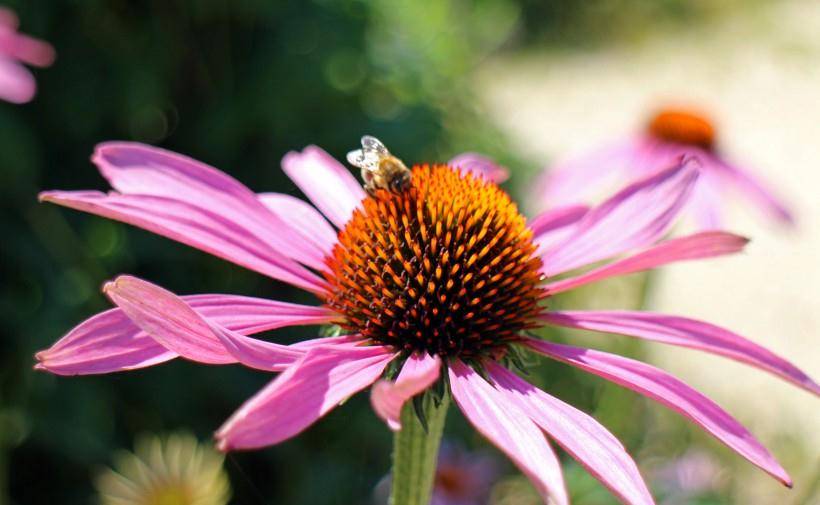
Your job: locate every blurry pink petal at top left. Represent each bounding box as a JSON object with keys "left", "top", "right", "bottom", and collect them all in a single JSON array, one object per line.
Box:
[{"left": 0, "top": 7, "right": 54, "bottom": 104}]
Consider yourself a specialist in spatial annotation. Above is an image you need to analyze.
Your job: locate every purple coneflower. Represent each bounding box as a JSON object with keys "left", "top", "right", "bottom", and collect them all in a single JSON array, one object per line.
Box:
[
  {"left": 36, "top": 138, "right": 817, "bottom": 504},
  {"left": 0, "top": 7, "right": 54, "bottom": 104},
  {"left": 536, "top": 107, "right": 794, "bottom": 229}
]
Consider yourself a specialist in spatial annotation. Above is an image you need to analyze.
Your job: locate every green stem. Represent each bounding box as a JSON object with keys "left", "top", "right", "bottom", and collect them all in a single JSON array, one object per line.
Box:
[{"left": 389, "top": 393, "right": 449, "bottom": 505}]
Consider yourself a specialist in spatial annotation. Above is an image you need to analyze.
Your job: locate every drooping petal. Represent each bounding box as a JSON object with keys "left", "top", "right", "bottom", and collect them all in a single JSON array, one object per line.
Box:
[
  {"left": 39, "top": 191, "right": 327, "bottom": 294},
  {"left": 206, "top": 322, "right": 359, "bottom": 373},
  {"left": 291, "top": 335, "right": 360, "bottom": 349},
  {"left": 541, "top": 159, "right": 699, "bottom": 277},
  {"left": 0, "top": 57, "right": 35, "bottom": 103},
  {"left": 544, "top": 231, "right": 749, "bottom": 294},
  {"left": 448, "top": 153, "right": 509, "bottom": 183},
  {"left": 257, "top": 192, "right": 338, "bottom": 259},
  {"left": 215, "top": 345, "right": 394, "bottom": 451},
  {"left": 538, "top": 311, "right": 820, "bottom": 396},
  {"left": 718, "top": 159, "right": 795, "bottom": 225},
  {"left": 487, "top": 362, "right": 654, "bottom": 505},
  {"left": 370, "top": 352, "right": 441, "bottom": 430},
  {"left": 91, "top": 142, "right": 329, "bottom": 272},
  {"left": 102, "top": 275, "right": 326, "bottom": 367},
  {"left": 35, "top": 309, "right": 174, "bottom": 375},
  {"left": 281, "top": 145, "right": 366, "bottom": 228},
  {"left": 448, "top": 360, "right": 569, "bottom": 505},
  {"left": 35, "top": 293, "right": 336, "bottom": 375},
  {"left": 525, "top": 339, "right": 792, "bottom": 486}
]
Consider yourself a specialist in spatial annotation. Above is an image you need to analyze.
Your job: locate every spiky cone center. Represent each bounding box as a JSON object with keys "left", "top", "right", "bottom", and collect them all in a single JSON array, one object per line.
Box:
[
  {"left": 325, "top": 164, "right": 544, "bottom": 359},
  {"left": 648, "top": 108, "right": 716, "bottom": 150}
]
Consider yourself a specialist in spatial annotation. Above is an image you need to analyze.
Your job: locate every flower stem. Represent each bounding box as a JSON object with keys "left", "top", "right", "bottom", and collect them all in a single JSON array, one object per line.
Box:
[{"left": 389, "top": 392, "right": 449, "bottom": 505}]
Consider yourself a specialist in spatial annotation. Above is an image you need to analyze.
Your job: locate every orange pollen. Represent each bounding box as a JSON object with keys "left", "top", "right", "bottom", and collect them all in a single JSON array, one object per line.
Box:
[
  {"left": 647, "top": 108, "right": 716, "bottom": 150},
  {"left": 324, "top": 165, "right": 544, "bottom": 358}
]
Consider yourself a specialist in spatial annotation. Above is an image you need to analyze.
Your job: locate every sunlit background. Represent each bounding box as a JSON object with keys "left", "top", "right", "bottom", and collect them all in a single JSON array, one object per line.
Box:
[{"left": 1, "top": 1, "right": 817, "bottom": 504}]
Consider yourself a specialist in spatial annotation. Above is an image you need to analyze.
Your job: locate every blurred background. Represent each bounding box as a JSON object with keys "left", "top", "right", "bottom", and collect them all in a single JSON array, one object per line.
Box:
[{"left": 1, "top": 0, "right": 817, "bottom": 504}]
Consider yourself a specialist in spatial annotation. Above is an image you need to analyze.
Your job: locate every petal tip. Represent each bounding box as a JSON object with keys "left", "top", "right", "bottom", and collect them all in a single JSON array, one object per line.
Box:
[
  {"left": 101, "top": 279, "right": 118, "bottom": 294},
  {"left": 214, "top": 436, "right": 231, "bottom": 453},
  {"left": 102, "top": 274, "right": 134, "bottom": 295},
  {"left": 37, "top": 191, "right": 55, "bottom": 203}
]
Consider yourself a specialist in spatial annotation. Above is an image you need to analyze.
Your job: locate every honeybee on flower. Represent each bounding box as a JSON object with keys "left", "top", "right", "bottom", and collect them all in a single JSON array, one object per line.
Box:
[{"left": 347, "top": 135, "right": 413, "bottom": 195}]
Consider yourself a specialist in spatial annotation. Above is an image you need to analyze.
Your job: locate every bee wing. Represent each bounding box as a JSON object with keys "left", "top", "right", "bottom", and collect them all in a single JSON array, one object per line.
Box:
[
  {"left": 361, "top": 135, "right": 389, "bottom": 156},
  {"left": 348, "top": 135, "right": 389, "bottom": 172}
]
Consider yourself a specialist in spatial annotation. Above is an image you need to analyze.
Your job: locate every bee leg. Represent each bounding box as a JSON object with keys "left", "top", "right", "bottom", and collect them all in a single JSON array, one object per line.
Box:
[{"left": 362, "top": 170, "right": 378, "bottom": 196}]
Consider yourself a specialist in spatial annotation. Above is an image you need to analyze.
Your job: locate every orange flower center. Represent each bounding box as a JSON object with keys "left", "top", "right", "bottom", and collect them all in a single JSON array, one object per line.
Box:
[
  {"left": 647, "top": 109, "right": 716, "bottom": 150},
  {"left": 325, "top": 165, "right": 544, "bottom": 358}
]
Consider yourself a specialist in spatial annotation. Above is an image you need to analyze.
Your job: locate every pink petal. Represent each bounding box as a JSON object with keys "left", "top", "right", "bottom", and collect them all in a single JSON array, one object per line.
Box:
[
  {"left": 531, "top": 204, "right": 591, "bottom": 256},
  {"left": 544, "top": 231, "right": 749, "bottom": 294},
  {"left": 539, "top": 311, "right": 820, "bottom": 396},
  {"left": 535, "top": 139, "right": 645, "bottom": 210},
  {"left": 448, "top": 360, "right": 569, "bottom": 505},
  {"left": 448, "top": 152, "right": 509, "bottom": 183},
  {"left": 39, "top": 190, "right": 327, "bottom": 294},
  {"left": 35, "top": 293, "right": 336, "bottom": 375},
  {"left": 525, "top": 339, "right": 792, "bottom": 486},
  {"left": 91, "top": 142, "right": 329, "bottom": 272},
  {"left": 370, "top": 352, "right": 441, "bottom": 431},
  {"left": 257, "top": 192, "right": 338, "bottom": 260},
  {"left": 541, "top": 158, "right": 699, "bottom": 277},
  {"left": 216, "top": 345, "right": 394, "bottom": 451},
  {"left": 205, "top": 321, "right": 321, "bottom": 372},
  {"left": 0, "top": 8, "right": 19, "bottom": 28},
  {"left": 0, "top": 57, "right": 35, "bottom": 103},
  {"left": 102, "top": 275, "right": 322, "bottom": 367},
  {"left": 0, "top": 29, "right": 55, "bottom": 67},
  {"left": 281, "top": 145, "right": 366, "bottom": 228},
  {"left": 686, "top": 170, "right": 725, "bottom": 230},
  {"left": 530, "top": 204, "right": 590, "bottom": 238},
  {"left": 486, "top": 362, "right": 655, "bottom": 505},
  {"left": 291, "top": 335, "right": 360, "bottom": 349},
  {"left": 718, "top": 159, "right": 795, "bottom": 225}
]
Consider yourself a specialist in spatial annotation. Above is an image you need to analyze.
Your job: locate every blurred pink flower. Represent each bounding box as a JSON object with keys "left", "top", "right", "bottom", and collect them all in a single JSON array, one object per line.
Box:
[
  {"left": 653, "top": 450, "right": 727, "bottom": 503},
  {"left": 36, "top": 141, "right": 817, "bottom": 504},
  {"left": 536, "top": 107, "right": 794, "bottom": 229},
  {"left": 373, "top": 442, "right": 499, "bottom": 505},
  {"left": 0, "top": 7, "right": 54, "bottom": 104},
  {"left": 431, "top": 444, "right": 499, "bottom": 505}
]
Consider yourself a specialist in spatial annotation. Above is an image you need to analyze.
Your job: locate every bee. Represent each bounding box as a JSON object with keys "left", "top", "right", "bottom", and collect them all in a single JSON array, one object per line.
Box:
[{"left": 346, "top": 135, "right": 412, "bottom": 195}]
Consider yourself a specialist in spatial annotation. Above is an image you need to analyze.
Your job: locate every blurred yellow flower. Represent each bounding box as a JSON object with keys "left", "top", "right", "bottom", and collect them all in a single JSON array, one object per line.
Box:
[{"left": 95, "top": 432, "right": 231, "bottom": 505}]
